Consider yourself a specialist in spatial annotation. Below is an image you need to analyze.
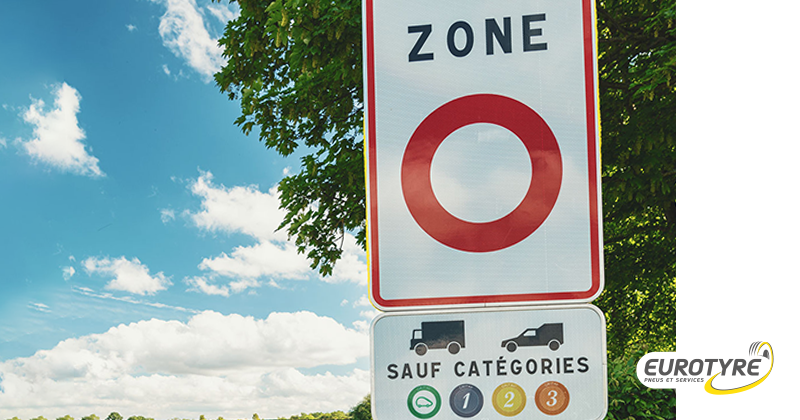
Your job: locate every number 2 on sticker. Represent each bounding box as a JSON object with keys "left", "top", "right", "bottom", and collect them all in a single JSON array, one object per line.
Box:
[
  {"left": 504, "top": 391, "right": 515, "bottom": 408},
  {"left": 493, "top": 382, "right": 527, "bottom": 416}
]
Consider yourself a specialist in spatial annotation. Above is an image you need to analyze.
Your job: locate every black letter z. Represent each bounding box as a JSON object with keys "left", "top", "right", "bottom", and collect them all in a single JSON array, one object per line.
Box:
[{"left": 408, "top": 24, "right": 434, "bottom": 62}]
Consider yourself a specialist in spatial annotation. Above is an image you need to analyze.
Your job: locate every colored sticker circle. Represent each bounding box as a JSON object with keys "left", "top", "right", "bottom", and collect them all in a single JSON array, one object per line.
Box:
[
  {"left": 535, "top": 381, "right": 570, "bottom": 415},
  {"left": 408, "top": 385, "right": 442, "bottom": 419},
  {"left": 401, "top": 94, "right": 563, "bottom": 253},
  {"left": 491, "top": 382, "right": 527, "bottom": 416},
  {"left": 449, "top": 384, "right": 484, "bottom": 418}
]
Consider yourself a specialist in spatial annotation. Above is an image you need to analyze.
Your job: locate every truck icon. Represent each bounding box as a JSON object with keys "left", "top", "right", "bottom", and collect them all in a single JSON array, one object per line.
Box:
[
  {"left": 501, "top": 323, "right": 564, "bottom": 352},
  {"left": 410, "top": 320, "right": 465, "bottom": 356}
]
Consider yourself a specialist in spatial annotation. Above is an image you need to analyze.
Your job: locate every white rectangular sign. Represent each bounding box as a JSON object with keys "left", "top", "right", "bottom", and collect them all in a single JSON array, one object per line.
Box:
[
  {"left": 363, "top": 0, "right": 603, "bottom": 310},
  {"left": 371, "top": 305, "right": 607, "bottom": 419}
]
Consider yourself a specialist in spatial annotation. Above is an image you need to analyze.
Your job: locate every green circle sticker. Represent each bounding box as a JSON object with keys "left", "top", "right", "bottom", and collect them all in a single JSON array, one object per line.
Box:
[{"left": 407, "top": 385, "right": 442, "bottom": 419}]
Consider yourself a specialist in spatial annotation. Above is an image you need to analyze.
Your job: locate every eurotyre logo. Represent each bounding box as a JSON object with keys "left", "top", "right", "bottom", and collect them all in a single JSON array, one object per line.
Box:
[{"left": 636, "top": 341, "right": 774, "bottom": 395}]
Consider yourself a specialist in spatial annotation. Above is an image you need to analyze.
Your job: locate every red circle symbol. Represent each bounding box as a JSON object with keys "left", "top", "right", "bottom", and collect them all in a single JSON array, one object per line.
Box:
[{"left": 401, "top": 94, "right": 562, "bottom": 253}]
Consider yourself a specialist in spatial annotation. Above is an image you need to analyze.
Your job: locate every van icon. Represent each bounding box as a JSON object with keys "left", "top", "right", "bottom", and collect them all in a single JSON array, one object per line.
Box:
[
  {"left": 501, "top": 323, "right": 564, "bottom": 352},
  {"left": 410, "top": 320, "right": 465, "bottom": 356}
]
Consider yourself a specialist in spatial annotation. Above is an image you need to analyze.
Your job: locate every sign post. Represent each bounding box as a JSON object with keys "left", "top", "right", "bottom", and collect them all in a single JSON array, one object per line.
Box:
[{"left": 362, "top": 0, "right": 605, "bottom": 417}]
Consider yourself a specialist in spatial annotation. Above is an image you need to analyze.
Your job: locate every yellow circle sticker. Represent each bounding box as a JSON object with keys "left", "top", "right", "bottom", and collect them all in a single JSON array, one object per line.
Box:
[
  {"left": 492, "top": 382, "right": 526, "bottom": 416},
  {"left": 535, "top": 381, "right": 570, "bottom": 415}
]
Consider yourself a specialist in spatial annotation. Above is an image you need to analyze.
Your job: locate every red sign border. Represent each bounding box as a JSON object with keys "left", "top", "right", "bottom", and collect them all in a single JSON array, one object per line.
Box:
[{"left": 364, "top": 0, "right": 602, "bottom": 309}]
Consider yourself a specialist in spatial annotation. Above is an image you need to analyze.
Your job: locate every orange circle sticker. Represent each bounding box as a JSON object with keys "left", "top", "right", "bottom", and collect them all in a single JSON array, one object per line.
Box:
[
  {"left": 491, "top": 382, "right": 526, "bottom": 416},
  {"left": 535, "top": 381, "right": 570, "bottom": 415}
]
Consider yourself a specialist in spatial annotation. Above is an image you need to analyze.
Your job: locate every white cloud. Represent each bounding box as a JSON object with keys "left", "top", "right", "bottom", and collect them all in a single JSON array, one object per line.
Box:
[
  {"left": 151, "top": 0, "right": 232, "bottom": 81},
  {"left": 19, "top": 82, "right": 104, "bottom": 177},
  {"left": 185, "top": 276, "right": 230, "bottom": 297},
  {"left": 206, "top": 2, "right": 238, "bottom": 23},
  {"left": 83, "top": 256, "right": 172, "bottom": 295},
  {"left": 353, "top": 294, "right": 372, "bottom": 307},
  {"left": 359, "top": 309, "right": 380, "bottom": 320},
  {"left": 189, "top": 170, "right": 288, "bottom": 242},
  {"left": 0, "top": 311, "right": 369, "bottom": 419},
  {"left": 126, "top": 24, "right": 137, "bottom": 31},
  {"left": 73, "top": 286, "right": 197, "bottom": 313},
  {"left": 61, "top": 266, "right": 75, "bottom": 281},
  {"left": 160, "top": 208, "right": 176, "bottom": 223},
  {"left": 182, "top": 171, "right": 368, "bottom": 294},
  {"left": 0, "top": 137, "right": 7, "bottom": 149},
  {"left": 324, "top": 234, "right": 369, "bottom": 285},
  {"left": 27, "top": 302, "right": 51, "bottom": 313},
  {"left": 353, "top": 296, "right": 379, "bottom": 318},
  {"left": 198, "top": 240, "right": 310, "bottom": 281},
  {"left": 350, "top": 295, "right": 379, "bottom": 331}
]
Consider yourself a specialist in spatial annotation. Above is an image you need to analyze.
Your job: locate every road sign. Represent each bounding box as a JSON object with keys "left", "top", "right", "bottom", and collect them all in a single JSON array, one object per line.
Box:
[
  {"left": 371, "top": 305, "right": 608, "bottom": 420},
  {"left": 364, "top": 0, "right": 603, "bottom": 310}
]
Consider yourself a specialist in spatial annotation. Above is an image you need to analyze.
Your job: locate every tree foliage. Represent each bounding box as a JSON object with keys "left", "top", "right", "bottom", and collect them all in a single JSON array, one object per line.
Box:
[
  {"left": 275, "top": 396, "right": 370, "bottom": 420},
  {"left": 594, "top": 0, "right": 676, "bottom": 357},
  {"left": 606, "top": 347, "right": 676, "bottom": 419},
  {"left": 277, "top": 412, "right": 349, "bottom": 420},
  {"left": 215, "top": 0, "right": 365, "bottom": 276},
  {"left": 348, "top": 395, "right": 371, "bottom": 420},
  {"left": 216, "top": 0, "right": 676, "bottom": 357}
]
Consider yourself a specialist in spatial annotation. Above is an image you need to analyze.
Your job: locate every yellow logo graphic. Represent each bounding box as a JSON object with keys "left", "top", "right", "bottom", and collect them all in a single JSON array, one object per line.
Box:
[{"left": 704, "top": 342, "right": 773, "bottom": 395}]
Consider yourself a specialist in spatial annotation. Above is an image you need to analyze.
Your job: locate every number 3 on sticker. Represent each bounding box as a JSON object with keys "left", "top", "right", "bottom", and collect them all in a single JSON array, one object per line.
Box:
[
  {"left": 535, "top": 381, "right": 570, "bottom": 415},
  {"left": 492, "top": 383, "right": 526, "bottom": 416}
]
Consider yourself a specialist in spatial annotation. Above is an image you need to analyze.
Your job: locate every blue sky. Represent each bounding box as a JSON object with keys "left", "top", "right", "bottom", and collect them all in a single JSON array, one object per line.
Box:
[{"left": 0, "top": 1, "right": 374, "bottom": 418}]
